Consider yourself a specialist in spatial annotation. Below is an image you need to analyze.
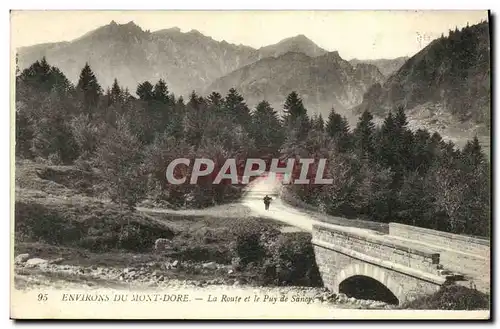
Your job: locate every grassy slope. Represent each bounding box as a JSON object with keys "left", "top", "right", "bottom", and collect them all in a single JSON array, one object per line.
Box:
[{"left": 13, "top": 159, "right": 292, "bottom": 286}]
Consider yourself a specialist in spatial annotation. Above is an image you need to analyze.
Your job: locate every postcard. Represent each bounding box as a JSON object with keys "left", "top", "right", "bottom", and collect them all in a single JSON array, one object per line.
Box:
[{"left": 10, "top": 10, "right": 491, "bottom": 320}]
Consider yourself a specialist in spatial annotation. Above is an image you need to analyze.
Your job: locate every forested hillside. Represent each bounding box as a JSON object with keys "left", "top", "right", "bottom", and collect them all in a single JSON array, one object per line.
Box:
[
  {"left": 357, "top": 21, "right": 490, "bottom": 127},
  {"left": 15, "top": 57, "right": 490, "bottom": 237}
]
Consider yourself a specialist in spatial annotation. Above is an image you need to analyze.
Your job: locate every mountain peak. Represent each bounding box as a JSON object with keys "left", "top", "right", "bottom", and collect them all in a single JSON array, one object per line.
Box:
[
  {"left": 292, "top": 34, "right": 311, "bottom": 41},
  {"left": 74, "top": 19, "right": 146, "bottom": 43},
  {"left": 276, "top": 34, "right": 316, "bottom": 46},
  {"left": 323, "top": 51, "right": 342, "bottom": 61},
  {"left": 259, "top": 34, "right": 327, "bottom": 58},
  {"left": 188, "top": 29, "right": 204, "bottom": 36}
]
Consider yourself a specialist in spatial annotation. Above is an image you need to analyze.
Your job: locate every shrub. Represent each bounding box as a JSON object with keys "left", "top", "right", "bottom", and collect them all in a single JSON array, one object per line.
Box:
[
  {"left": 15, "top": 201, "right": 174, "bottom": 253},
  {"left": 15, "top": 202, "right": 84, "bottom": 245},
  {"left": 227, "top": 222, "right": 323, "bottom": 288},
  {"left": 265, "top": 232, "right": 323, "bottom": 287},
  {"left": 230, "top": 219, "right": 280, "bottom": 266},
  {"left": 404, "top": 285, "right": 490, "bottom": 310}
]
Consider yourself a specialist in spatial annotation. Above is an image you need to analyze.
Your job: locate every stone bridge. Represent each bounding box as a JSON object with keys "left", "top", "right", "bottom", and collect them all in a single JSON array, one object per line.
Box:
[
  {"left": 312, "top": 222, "right": 490, "bottom": 306},
  {"left": 242, "top": 173, "right": 490, "bottom": 306}
]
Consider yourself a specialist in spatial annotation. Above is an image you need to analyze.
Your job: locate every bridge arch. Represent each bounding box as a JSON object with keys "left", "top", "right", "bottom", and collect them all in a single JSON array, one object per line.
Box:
[{"left": 334, "top": 262, "right": 405, "bottom": 305}]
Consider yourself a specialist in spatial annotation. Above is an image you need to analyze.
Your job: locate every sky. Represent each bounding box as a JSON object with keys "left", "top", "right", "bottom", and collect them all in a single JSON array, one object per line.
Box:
[{"left": 10, "top": 10, "right": 489, "bottom": 60}]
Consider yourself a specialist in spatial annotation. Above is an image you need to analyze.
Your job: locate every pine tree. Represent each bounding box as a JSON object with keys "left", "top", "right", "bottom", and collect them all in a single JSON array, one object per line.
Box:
[
  {"left": 317, "top": 114, "right": 325, "bottom": 131},
  {"left": 283, "top": 91, "right": 307, "bottom": 123},
  {"left": 376, "top": 112, "right": 397, "bottom": 168},
  {"left": 224, "top": 88, "right": 251, "bottom": 129},
  {"left": 282, "top": 91, "right": 309, "bottom": 139},
  {"left": 76, "top": 63, "right": 102, "bottom": 117},
  {"left": 207, "top": 92, "right": 224, "bottom": 115},
  {"left": 207, "top": 92, "right": 223, "bottom": 106},
  {"left": 310, "top": 114, "right": 325, "bottom": 131},
  {"left": 461, "top": 135, "right": 485, "bottom": 168},
  {"left": 184, "top": 91, "right": 208, "bottom": 147},
  {"left": 412, "top": 129, "right": 433, "bottom": 173},
  {"left": 153, "top": 79, "right": 169, "bottom": 103},
  {"left": 136, "top": 81, "right": 154, "bottom": 101},
  {"left": 19, "top": 57, "right": 72, "bottom": 94},
  {"left": 392, "top": 106, "right": 414, "bottom": 173},
  {"left": 110, "top": 78, "right": 123, "bottom": 105},
  {"left": 326, "top": 108, "right": 351, "bottom": 152},
  {"left": 250, "top": 100, "right": 285, "bottom": 154},
  {"left": 96, "top": 115, "right": 147, "bottom": 210},
  {"left": 354, "top": 110, "right": 375, "bottom": 160},
  {"left": 394, "top": 106, "right": 408, "bottom": 131}
]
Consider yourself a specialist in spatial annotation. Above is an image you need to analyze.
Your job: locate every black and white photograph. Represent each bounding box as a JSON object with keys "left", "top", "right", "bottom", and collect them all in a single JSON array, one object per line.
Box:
[{"left": 9, "top": 10, "right": 491, "bottom": 320}]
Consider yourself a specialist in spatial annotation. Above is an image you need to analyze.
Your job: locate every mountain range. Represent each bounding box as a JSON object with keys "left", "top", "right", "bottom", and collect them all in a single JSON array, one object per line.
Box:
[
  {"left": 207, "top": 51, "right": 385, "bottom": 117},
  {"left": 17, "top": 20, "right": 490, "bottom": 149},
  {"left": 17, "top": 20, "right": 401, "bottom": 114}
]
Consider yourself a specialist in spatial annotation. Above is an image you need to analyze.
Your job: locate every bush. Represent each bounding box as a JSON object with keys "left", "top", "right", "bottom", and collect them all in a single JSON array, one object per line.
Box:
[
  {"left": 15, "top": 201, "right": 174, "bottom": 252},
  {"left": 15, "top": 202, "right": 85, "bottom": 245},
  {"left": 230, "top": 219, "right": 280, "bottom": 266},
  {"left": 227, "top": 222, "right": 323, "bottom": 287},
  {"left": 265, "top": 232, "right": 323, "bottom": 287},
  {"left": 404, "top": 285, "right": 490, "bottom": 310}
]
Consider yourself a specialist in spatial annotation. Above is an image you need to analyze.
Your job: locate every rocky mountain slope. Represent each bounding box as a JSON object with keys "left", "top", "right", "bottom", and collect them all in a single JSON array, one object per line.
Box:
[
  {"left": 349, "top": 56, "right": 409, "bottom": 77},
  {"left": 356, "top": 21, "right": 490, "bottom": 126},
  {"left": 17, "top": 21, "right": 258, "bottom": 96},
  {"left": 17, "top": 21, "right": 327, "bottom": 98},
  {"left": 354, "top": 21, "right": 490, "bottom": 150},
  {"left": 207, "top": 51, "right": 385, "bottom": 117}
]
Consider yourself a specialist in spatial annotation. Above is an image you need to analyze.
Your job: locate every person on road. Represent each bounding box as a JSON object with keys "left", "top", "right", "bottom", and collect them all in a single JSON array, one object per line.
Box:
[{"left": 263, "top": 195, "right": 272, "bottom": 210}]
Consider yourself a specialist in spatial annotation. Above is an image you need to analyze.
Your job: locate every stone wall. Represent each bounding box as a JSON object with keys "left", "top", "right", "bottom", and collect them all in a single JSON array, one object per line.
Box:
[
  {"left": 388, "top": 223, "right": 490, "bottom": 257},
  {"left": 388, "top": 223, "right": 490, "bottom": 294},
  {"left": 312, "top": 224, "right": 441, "bottom": 274}
]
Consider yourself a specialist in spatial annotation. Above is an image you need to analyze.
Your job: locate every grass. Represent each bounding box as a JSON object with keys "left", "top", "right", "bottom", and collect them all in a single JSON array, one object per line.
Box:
[{"left": 14, "top": 159, "right": 325, "bottom": 288}]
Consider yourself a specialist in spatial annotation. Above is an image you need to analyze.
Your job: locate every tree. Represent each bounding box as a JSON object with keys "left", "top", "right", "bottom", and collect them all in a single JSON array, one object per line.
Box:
[
  {"left": 310, "top": 114, "right": 325, "bottom": 131},
  {"left": 19, "top": 57, "right": 73, "bottom": 95},
  {"left": 136, "top": 81, "right": 154, "bottom": 101},
  {"left": 394, "top": 106, "right": 408, "bottom": 130},
  {"left": 353, "top": 110, "right": 375, "bottom": 160},
  {"left": 283, "top": 91, "right": 310, "bottom": 140},
  {"left": 250, "top": 100, "right": 285, "bottom": 154},
  {"left": 29, "top": 90, "right": 79, "bottom": 164},
  {"left": 207, "top": 92, "right": 224, "bottom": 107},
  {"left": 76, "top": 63, "right": 102, "bottom": 117},
  {"left": 283, "top": 91, "right": 307, "bottom": 123},
  {"left": 153, "top": 79, "right": 169, "bottom": 103},
  {"left": 143, "top": 132, "right": 194, "bottom": 206},
  {"left": 393, "top": 106, "right": 414, "bottom": 172},
  {"left": 70, "top": 113, "right": 103, "bottom": 161},
  {"left": 184, "top": 91, "right": 208, "bottom": 147},
  {"left": 461, "top": 135, "right": 485, "bottom": 168},
  {"left": 325, "top": 108, "right": 351, "bottom": 152},
  {"left": 376, "top": 111, "right": 397, "bottom": 168},
  {"left": 109, "top": 78, "right": 123, "bottom": 105},
  {"left": 224, "top": 88, "right": 251, "bottom": 130},
  {"left": 95, "top": 115, "right": 148, "bottom": 210}
]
